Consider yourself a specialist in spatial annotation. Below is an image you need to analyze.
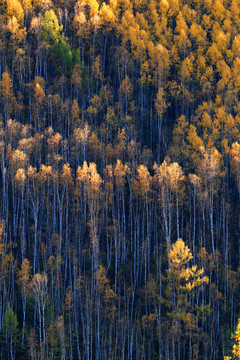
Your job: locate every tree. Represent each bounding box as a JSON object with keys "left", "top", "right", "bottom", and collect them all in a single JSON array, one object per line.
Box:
[
  {"left": 0, "top": 304, "right": 21, "bottom": 360},
  {"left": 166, "top": 239, "right": 209, "bottom": 359},
  {"left": 41, "top": 10, "right": 62, "bottom": 44},
  {"left": 0, "top": 70, "right": 16, "bottom": 120},
  {"left": 196, "top": 146, "right": 223, "bottom": 259},
  {"left": 232, "top": 318, "right": 240, "bottom": 359},
  {"left": 5, "top": 0, "right": 24, "bottom": 24},
  {"left": 0, "top": 221, "right": 16, "bottom": 338},
  {"left": 17, "top": 259, "right": 31, "bottom": 342},
  {"left": 95, "top": 265, "right": 116, "bottom": 319},
  {"left": 74, "top": 123, "right": 91, "bottom": 162},
  {"left": 27, "top": 166, "right": 41, "bottom": 273},
  {"left": 224, "top": 318, "right": 240, "bottom": 359},
  {"left": 31, "top": 273, "right": 48, "bottom": 360},
  {"left": 41, "top": 10, "right": 80, "bottom": 75},
  {"left": 76, "top": 162, "right": 103, "bottom": 271},
  {"left": 153, "top": 160, "right": 185, "bottom": 253},
  {"left": 135, "top": 164, "right": 152, "bottom": 281},
  {"left": 154, "top": 87, "right": 167, "bottom": 159},
  {"left": 120, "top": 76, "right": 133, "bottom": 115}
]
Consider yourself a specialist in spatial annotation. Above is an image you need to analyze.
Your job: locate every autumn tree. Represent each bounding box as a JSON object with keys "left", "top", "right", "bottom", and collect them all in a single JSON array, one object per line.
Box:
[
  {"left": 76, "top": 161, "right": 103, "bottom": 272},
  {"left": 17, "top": 259, "right": 31, "bottom": 342},
  {"left": 31, "top": 273, "right": 48, "bottom": 360},
  {"left": 0, "top": 70, "right": 16, "bottom": 120},
  {"left": 153, "top": 160, "right": 185, "bottom": 254},
  {"left": 232, "top": 318, "right": 240, "bottom": 359},
  {"left": 166, "top": 239, "right": 209, "bottom": 359}
]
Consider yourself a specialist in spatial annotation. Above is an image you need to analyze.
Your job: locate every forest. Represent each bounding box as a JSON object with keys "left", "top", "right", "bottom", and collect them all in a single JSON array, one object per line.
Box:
[{"left": 1, "top": 0, "right": 240, "bottom": 358}]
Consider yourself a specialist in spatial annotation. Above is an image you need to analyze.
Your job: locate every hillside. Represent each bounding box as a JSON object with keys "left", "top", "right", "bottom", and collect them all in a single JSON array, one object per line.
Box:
[{"left": 0, "top": 0, "right": 240, "bottom": 358}]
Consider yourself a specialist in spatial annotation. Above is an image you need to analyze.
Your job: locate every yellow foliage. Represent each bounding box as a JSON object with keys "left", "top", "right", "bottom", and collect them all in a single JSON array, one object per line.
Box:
[
  {"left": 72, "top": 65, "right": 82, "bottom": 90},
  {"left": 212, "top": 0, "right": 226, "bottom": 21},
  {"left": 15, "top": 168, "right": 26, "bottom": 187},
  {"left": 30, "top": 16, "right": 42, "bottom": 38},
  {"left": 120, "top": 76, "right": 133, "bottom": 97},
  {"left": 169, "top": 238, "right": 193, "bottom": 268},
  {"left": 197, "top": 146, "right": 223, "bottom": 186},
  {"left": 86, "top": 0, "right": 99, "bottom": 17},
  {"left": 100, "top": 2, "right": 116, "bottom": 26},
  {"left": 230, "top": 142, "right": 240, "bottom": 192},
  {"left": 74, "top": 123, "right": 91, "bottom": 145},
  {"left": 18, "top": 133, "right": 43, "bottom": 155},
  {"left": 232, "top": 318, "right": 240, "bottom": 359},
  {"left": 114, "top": 159, "right": 129, "bottom": 192},
  {"left": 189, "top": 173, "right": 201, "bottom": 187},
  {"left": 207, "top": 43, "right": 222, "bottom": 66},
  {"left": 40, "top": 164, "right": 53, "bottom": 179},
  {"left": 18, "top": 138, "right": 33, "bottom": 154},
  {"left": 89, "top": 131, "right": 101, "bottom": 156},
  {"left": 0, "top": 221, "right": 15, "bottom": 283},
  {"left": 34, "top": 83, "right": 45, "bottom": 104},
  {"left": 95, "top": 265, "right": 116, "bottom": 308},
  {"left": 7, "top": 16, "right": 20, "bottom": 34},
  {"left": 187, "top": 124, "right": 204, "bottom": 157},
  {"left": 189, "top": 23, "right": 206, "bottom": 46},
  {"left": 77, "top": 161, "right": 102, "bottom": 199},
  {"left": 181, "top": 56, "right": 193, "bottom": 83},
  {"left": 61, "top": 163, "right": 73, "bottom": 186},
  {"left": 137, "top": 164, "right": 151, "bottom": 196},
  {"left": 155, "top": 87, "right": 167, "bottom": 117},
  {"left": 47, "top": 132, "right": 62, "bottom": 150},
  {"left": 95, "top": 265, "right": 109, "bottom": 291},
  {"left": 74, "top": 10, "right": 87, "bottom": 34},
  {"left": 27, "top": 165, "right": 37, "bottom": 179},
  {"left": 153, "top": 160, "right": 185, "bottom": 192},
  {"left": 31, "top": 273, "right": 48, "bottom": 299},
  {"left": 87, "top": 95, "right": 101, "bottom": 115},
  {"left": 11, "top": 149, "right": 28, "bottom": 169},
  {"left": 151, "top": 44, "right": 169, "bottom": 85},
  {"left": 32, "top": 0, "right": 52, "bottom": 12},
  {"left": 5, "top": 0, "right": 24, "bottom": 24},
  {"left": 232, "top": 35, "right": 240, "bottom": 57},
  {"left": 71, "top": 99, "right": 80, "bottom": 123},
  {"left": 160, "top": 0, "right": 169, "bottom": 12},
  {"left": 92, "top": 55, "right": 103, "bottom": 80},
  {"left": 65, "top": 288, "right": 73, "bottom": 311},
  {"left": 21, "top": 0, "right": 32, "bottom": 11},
  {"left": 169, "top": 238, "right": 209, "bottom": 291},
  {"left": 0, "top": 71, "right": 15, "bottom": 105},
  {"left": 141, "top": 313, "right": 157, "bottom": 330},
  {"left": 103, "top": 165, "right": 114, "bottom": 204},
  {"left": 17, "top": 258, "right": 31, "bottom": 294},
  {"left": 232, "top": 58, "right": 240, "bottom": 90}
]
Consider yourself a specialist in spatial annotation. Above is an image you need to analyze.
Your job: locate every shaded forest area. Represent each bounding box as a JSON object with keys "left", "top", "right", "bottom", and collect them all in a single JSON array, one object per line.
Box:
[{"left": 0, "top": 0, "right": 240, "bottom": 358}]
